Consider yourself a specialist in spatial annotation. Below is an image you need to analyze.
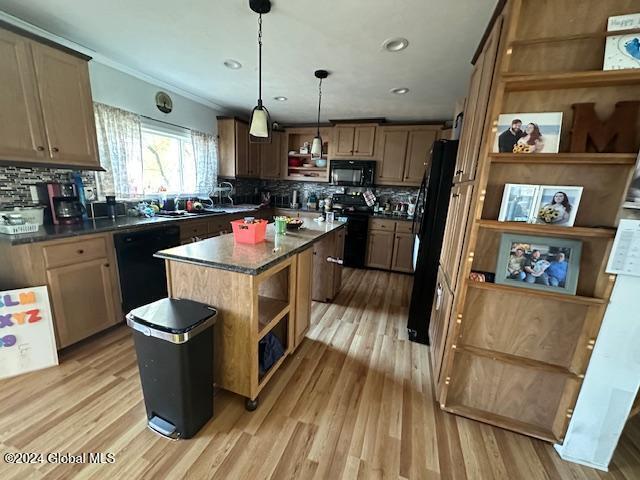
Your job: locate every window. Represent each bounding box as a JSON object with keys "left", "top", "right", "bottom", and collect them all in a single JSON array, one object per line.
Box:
[{"left": 141, "top": 124, "right": 196, "bottom": 195}]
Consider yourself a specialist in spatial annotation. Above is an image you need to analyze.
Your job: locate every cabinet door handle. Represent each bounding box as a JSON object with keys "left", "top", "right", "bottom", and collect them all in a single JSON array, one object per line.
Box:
[
  {"left": 326, "top": 256, "right": 343, "bottom": 265},
  {"left": 52, "top": 147, "right": 60, "bottom": 153},
  {"left": 37, "top": 146, "right": 45, "bottom": 151},
  {"left": 104, "top": 263, "right": 110, "bottom": 268},
  {"left": 435, "top": 283, "right": 443, "bottom": 311},
  {"left": 77, "top": 249, "right": 84, "bottom": 254},
  {"left": 455, "top": 169, "right": 463, "bottom": 175},
  {"left": 452, "top": 193, "right": 460, "bottom": 198}
]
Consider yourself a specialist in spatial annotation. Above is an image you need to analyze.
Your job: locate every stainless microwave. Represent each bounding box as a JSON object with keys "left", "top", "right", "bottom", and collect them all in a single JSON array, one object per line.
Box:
[{"left": 329, "top": 160, "right": 376, "bottom": 187}]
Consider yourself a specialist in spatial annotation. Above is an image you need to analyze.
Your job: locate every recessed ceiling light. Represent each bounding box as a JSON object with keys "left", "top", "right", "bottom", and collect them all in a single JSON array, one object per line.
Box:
[
  {"left": 383, "top": 37, "right": 409, "bottom": 52},
  {"left": 390, "top": 87, "right": 410, "bottom": 95},
  {"left": 224, "top": 59, "right": 242, "bottom": 69},
  {"left": 273, "top": 96, "right": 288, "bottom": 101}
]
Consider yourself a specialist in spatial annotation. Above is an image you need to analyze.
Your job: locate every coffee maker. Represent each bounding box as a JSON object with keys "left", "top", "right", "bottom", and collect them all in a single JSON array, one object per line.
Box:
[{"left": 37, "top": 182, "right": 84, "bottom": 225}]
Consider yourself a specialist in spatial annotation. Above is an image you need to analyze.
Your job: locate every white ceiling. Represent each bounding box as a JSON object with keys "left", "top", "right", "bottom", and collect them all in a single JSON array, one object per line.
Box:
[{"left": 0, "top": 0, "right": 497, "bottom": 123}]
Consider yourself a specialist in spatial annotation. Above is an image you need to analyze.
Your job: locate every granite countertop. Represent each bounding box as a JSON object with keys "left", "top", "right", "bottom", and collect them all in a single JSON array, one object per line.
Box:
[
  {"left": 1, "top": 205, "right": 266, "bottom": 246},
  {"left": 155, "top": 220, "right": 346, "bottom": 275},
  {"left": 275, "top": 207, "right": 415, "bottom": 222}
]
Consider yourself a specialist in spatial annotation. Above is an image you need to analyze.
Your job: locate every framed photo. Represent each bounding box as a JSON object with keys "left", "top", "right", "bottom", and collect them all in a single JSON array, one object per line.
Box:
[
  {"left": 603, "top": 13, "right": 640, "bottom": 71},
  {"left": 498, "top": 184, "right": 540, "bottom": 222},
  {"left": 495, "top": 234, "right": 582, "bottom": 296},
  {"left": 493, "top": 112, "right": 563, "bottom": 154},
  {"left": 532, "top": 186, "right": 583, "bottom": 226}
]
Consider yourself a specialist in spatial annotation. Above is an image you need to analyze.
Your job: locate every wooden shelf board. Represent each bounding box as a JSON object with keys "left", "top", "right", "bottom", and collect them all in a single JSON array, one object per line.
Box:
[
  {"left": 288, "top": 153, "right": 312, "bottom": 157},
  {"left": 258, "top": 296, "right": 289, "bottom": 340},
  {"left": 466, "top": 281, "right": 607, "bottom": 306},
  {"left": 488, "top": 152, "right": 638, "bottom": 165},
  {"left": 509, "top": 27, "right": 640, "bottom": 47},
  {"left": 288, "top": 166, "right": 327, "bottom": 171},
  {"left": 443, "top": 404, "right": 560, "bottom": 443},
  {"left": 257, "top": 352, "right": 287, "bottom": 393},
  {"left": 502, "top": 69, "right": 640, "bottom": 91},
  {"left": 477, "top": 219, "right": 616, "bottom": 238},
  {"left": 456, "top": 345, "right": 580, "bottom": 378}
]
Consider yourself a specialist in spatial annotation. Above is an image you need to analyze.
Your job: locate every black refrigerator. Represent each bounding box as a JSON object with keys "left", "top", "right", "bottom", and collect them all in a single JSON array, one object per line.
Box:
[{"left": 407, "top": 139, "right": 458, "bottom": 344}]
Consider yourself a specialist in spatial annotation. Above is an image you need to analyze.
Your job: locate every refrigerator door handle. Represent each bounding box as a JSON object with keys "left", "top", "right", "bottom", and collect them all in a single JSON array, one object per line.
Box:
[{"left": 412, "top": 235, "right": 421, "bottom": 271}]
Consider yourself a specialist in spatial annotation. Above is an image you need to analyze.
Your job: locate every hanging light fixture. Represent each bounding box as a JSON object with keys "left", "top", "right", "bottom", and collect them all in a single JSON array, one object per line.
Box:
[
  {"left": 311, "top": 69, "right": 329, "bottom": 157},
  {"left": 249, "top": 0, "right": 272, "bottom": 143}
]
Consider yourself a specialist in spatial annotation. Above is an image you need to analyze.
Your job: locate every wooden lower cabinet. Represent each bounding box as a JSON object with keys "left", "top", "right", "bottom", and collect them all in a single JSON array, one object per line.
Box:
[
  {"left": 312, "top": 228, "right": 345, "bottom": 302},
  {"left": 366, "top": 230, "right": 394, "bottom": 270},
  {"left": 46, "top": 258, "right": 120, "bottom": 348},
  {"left": 428, "top": 267, "right": 455, "bottom": 395},
  {"left": 294, "top": 247, "right": 313, "bottom": 348},
  {"left": 0, "top": 233, "right": 123, "bottom": 349},
  {"left": 391, "top": 232, "right": 415, "bottom": 273},
  {"left": 366, "top": 219, "right": 415, "bottom": 273}
]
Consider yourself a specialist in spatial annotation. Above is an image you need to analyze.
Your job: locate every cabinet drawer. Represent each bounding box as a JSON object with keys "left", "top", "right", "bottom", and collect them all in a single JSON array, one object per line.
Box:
[
  {"left": 180, "top": 220, "right": 209, "bottom": 240},
  {"left": 395, "top": 221, "right": 414, "bottom": 234},
  {"left": 369, "top": 218, "right": 396, "bottom": 231},
  {"left": 42, "top": 236, "right": 108, "bottom": 269}
]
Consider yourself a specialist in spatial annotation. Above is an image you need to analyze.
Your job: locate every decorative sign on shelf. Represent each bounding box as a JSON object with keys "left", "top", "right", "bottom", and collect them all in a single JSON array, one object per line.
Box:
[
  {"left": 0, "top": 286, "right": 58, "bottom": 380},
  {"left": 606, "top": 219, "right": 640, "bottom": 277},
  {"left": 603, "top": 13, "right": 640, "bottom": 71},
  {"left": 570, "top": 101, "right": 640, "bottom": 153}
]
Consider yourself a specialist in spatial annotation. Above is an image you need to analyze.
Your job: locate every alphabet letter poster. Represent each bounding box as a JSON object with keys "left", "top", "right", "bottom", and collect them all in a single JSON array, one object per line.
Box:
[{"left": 0, "top": 286, "right": 58, "bottom": 379}]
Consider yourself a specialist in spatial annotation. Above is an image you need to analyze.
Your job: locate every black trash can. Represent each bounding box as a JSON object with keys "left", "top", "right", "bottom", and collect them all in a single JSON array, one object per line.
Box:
[{"left": 126, "top": 298, "right": 217, "bottom": 439}]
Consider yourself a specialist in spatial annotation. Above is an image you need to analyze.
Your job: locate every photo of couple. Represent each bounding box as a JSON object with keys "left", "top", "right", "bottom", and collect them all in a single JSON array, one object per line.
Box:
[
  {"left": 498, "top": 184, "right": 583, "bottom": 226},
  {"left": 496, "top": 234, "right": 582, "bottom": 295},
  {"left": 506, "top": 244, "right": 570, "bottom": 287},
  {"left": 493, "top": 112, "right": 563, "bottom": 154}
]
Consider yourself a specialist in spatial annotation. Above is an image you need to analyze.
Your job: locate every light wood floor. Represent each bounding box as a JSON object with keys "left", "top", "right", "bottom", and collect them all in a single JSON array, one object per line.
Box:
[{"left": 0, "top": 268, "right": 638, "bottom": 479}]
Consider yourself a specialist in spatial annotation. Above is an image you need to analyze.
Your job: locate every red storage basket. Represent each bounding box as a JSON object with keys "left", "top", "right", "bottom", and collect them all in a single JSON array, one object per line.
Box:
[{"left": 231, "top": 219, "right": 268, "bottom": 244}]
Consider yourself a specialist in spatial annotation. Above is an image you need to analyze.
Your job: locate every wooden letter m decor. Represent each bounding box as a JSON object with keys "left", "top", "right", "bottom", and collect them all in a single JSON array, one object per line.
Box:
[{"left": 570, "top": 101, "right": 640, "bottom": 153}]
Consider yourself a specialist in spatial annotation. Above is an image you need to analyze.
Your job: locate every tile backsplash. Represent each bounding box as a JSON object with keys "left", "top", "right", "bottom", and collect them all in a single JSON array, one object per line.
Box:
[
  {"left": 0, "top": 166, "right": 97, "bottom": 208},
  {"left": 233, "top": 178, "right": 419, "bottom": 206}
]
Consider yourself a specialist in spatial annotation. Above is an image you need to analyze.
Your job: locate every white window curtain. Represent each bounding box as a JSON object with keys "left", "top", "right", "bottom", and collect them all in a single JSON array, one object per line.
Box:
[
  {"left": 93, "top": 102, "right": 142, "bottom": 198},
  {"left": 191, "top": 130, "right": 218, "bottom": 196}
]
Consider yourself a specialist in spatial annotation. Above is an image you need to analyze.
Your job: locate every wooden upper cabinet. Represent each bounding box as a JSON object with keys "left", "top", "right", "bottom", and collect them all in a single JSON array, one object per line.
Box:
[
  {"left": 353, "top": 126, "right": 376, "bottom": 156},
  {"left": 333, "top": 124, "right": 377, "bottom": 157},
  {"left": 235, "top": 121, "right": 249, "bottom": 176},
  {"left": 391, "top": 232, "right": 415, "bottom": 273},
  {"left": 454, "top": 17, "right": 502, "bottom": 183},
  {"left": 248, "top": 140, "right": 260, "bottom": 178},
  {"left": 440, "top": 182, "right": 474, "bottom": 291},
  {"left": 403, "top": 128, "right": 439, "bottom": 184},
  {"left": 377, "top": 129, "right": 409, "bottom": 183},
  {"left": 334, "top": 126, "right": 355, "bottom": 156},
  {"left": 0, "top": 29, "right": 47, "bottom": 163},
  {"left": 30, "top": 42, "right": 99, "bottom": 168},
  {"left": 0, "top": 28, "right": 98, "bottom": 169},
  {"left": 260, "top": 131, "right": 282, "bottom": 179}
]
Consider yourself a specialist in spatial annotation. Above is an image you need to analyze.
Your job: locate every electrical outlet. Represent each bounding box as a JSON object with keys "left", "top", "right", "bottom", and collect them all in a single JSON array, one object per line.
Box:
[{"left": 29, "top": 186, "right": 38, "bottom": 203}]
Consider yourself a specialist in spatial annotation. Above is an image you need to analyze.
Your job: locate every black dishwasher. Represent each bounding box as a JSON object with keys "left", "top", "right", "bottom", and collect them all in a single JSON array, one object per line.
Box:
[{"left": 114, "top": 225, "right": 181, "bottom": 314}]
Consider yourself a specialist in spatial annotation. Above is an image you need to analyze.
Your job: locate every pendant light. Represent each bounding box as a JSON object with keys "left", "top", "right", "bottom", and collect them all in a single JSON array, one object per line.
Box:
[
  {"left": 311, "top": 69, "right": 329, "bottom": 157},
  {"left": 249, "top": 0, "right": 272, "bottom": 143}
]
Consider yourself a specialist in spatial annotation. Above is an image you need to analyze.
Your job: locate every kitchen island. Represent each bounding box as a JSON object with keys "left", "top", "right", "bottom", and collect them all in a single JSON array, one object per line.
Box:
[{"left": 155, "top": 220, "right": 346, "bottom": 409}]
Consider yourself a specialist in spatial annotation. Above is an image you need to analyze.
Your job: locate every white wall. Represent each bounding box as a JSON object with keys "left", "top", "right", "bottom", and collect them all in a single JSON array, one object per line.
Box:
[{"left": 89, "top": 62, "right": 224, "bottom": 135}]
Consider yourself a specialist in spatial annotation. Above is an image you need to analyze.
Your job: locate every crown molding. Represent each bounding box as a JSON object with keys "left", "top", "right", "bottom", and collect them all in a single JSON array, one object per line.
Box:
[{"left": 0, "top": 10, "right": 230, "bottom": 112}]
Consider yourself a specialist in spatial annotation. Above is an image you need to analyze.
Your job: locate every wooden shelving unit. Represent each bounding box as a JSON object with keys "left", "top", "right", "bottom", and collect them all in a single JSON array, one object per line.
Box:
[
  {"left": 489, "top": 152, "right": 638, "bottom": 165},
  {"left": 284, "top": 127, "right": 331, "bottom": 182},
  {"left": 502, "top": 69, "right": 640, "bottom": 91},
  {"left": 466, "top": 280, "right": 607, "bottom": 306},
  {"left": 476, "top": 219, "right": 616, "bottom": 238},
  {"left": 257, "top": 296, "right": 289, "bottom": 339},
  {"left": 436, "top": 0, "right": 640, "bottom": 443}
]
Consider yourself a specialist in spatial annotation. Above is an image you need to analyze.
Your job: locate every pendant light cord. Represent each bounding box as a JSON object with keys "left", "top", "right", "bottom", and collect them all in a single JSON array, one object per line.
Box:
[
  {"left": 316, "top": 77, "right": 323, "bottom": 136},
  {"left": 258, "top": 14, "right": 263, "bottom": 104}
]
